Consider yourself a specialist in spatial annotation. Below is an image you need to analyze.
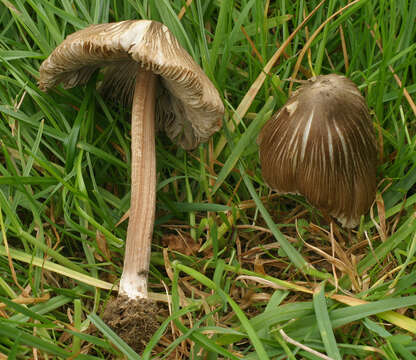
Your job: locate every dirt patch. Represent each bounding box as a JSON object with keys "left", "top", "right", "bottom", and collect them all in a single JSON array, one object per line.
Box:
[{"left": 102, "top": 296, "right": 160, "bottom": 354}]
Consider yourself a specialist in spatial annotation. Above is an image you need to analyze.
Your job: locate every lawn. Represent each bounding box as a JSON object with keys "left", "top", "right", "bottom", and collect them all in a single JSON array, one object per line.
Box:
[{"left": 0, "top": 0, "right": 416, "bottom": 359}]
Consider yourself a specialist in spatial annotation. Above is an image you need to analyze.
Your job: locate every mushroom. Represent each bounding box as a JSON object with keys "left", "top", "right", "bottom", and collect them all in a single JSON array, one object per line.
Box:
[
  {"left": 39, "top": 20, "right": 223, "bottom": 351},
  {"left": 258, "top": 74, "right": 377, "bottom": 228}
]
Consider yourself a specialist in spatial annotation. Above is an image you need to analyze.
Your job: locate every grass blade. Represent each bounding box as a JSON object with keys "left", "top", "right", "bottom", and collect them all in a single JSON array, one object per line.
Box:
[
  {"left": 88, "top": 313, "right": 140, "bottom": 360},
  {"left": 212, "top": 96, "right": 275, "bottom": 194},
  {"left": 239, "top": 164, "right": 329, "bottom": 279},
  {"left": 313, "top": 285, "right": 342, "bottom": 360}
]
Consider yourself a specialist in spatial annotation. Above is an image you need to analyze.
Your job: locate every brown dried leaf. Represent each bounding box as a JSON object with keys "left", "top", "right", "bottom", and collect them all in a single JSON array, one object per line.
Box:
[
  {"left": 253, "top": 255, "right": 266, "bottom": 275},
  {"left": 376, "top": 192, "right": 387, "bottom": 242},
  {"left": 95, "top": 230, "right": 111, "bottom": 261},
  {"left": 162, "top": 233, "right": 200, "bottom": 256}
]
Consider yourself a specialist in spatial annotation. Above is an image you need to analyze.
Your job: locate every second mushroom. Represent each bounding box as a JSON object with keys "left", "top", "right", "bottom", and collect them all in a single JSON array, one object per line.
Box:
[
  {"left": 39, "top": 20, "right": 223, "bottom": 349},
  {"left": 258, "top": 74, "right": 377, "bottom": 228}
]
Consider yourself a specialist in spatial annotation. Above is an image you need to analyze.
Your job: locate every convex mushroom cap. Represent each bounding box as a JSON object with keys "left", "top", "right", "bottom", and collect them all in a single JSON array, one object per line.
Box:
[
  {"left": 258, "top": 74, "right": 377, "bottom": 228},
  {"left": 39, "top": 20, "right": 224, "bottom": 149}
]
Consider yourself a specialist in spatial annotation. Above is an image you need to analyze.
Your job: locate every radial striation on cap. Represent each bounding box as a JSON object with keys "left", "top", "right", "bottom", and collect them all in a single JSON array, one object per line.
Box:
[
  {"left": 39, "top": 20, "right": 223, "bottom": 150},
  {"left": 258, "top": 74, "right": 377, "bottom": 228}
]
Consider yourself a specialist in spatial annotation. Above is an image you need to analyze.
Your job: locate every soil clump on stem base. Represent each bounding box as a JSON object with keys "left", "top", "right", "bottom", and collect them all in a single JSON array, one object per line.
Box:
[{"left": 102, "top": 296, "right": 159, "bottom": 353}]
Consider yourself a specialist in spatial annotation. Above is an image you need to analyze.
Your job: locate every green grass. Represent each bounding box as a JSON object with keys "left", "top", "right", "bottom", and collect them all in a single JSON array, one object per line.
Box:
[{"left": 0, "top": 0, "right": 416, "bottom": 358}]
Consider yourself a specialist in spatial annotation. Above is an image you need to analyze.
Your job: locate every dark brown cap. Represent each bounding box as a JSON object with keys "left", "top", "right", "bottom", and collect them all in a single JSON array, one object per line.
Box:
[{"left": 258, "top": 74, "right": 377, "bottom": 227}]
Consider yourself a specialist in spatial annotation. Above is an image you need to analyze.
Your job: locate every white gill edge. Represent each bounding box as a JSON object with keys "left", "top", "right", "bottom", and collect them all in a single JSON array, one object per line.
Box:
[
  {"left": 300, "top": 109, "right": 314, "bottom": 162},
  {"left": 334, "top": 121, "right": 349, "bottom": 169},
  {"left": 287, "top": 118, "right": 303, "bottom": 151},
  {"left": 320, "top": 140, "right": 326, "bottom": 170},
  {"left": 287, "top": 120, "right": 303, "bottom": 172},
  {"left": 327, "top": 125, "right": 334, "bottom": 167}
]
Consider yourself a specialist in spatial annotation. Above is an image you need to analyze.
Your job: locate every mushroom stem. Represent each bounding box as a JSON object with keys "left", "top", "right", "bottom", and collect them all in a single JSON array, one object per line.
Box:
[{"left": 119, "top": 68, "right": 157, "bottom": 300}]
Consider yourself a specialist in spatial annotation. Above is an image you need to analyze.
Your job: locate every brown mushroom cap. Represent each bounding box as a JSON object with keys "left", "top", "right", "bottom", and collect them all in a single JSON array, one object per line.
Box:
[
  {"left": 39, "top": 20, "right": 223, "bottom": 149},
  {"left": 258, "top": 74, "right": 377, "bottom": 228}
]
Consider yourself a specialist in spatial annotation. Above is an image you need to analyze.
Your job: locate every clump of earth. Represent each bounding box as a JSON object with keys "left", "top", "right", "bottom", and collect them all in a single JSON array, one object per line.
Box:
[{"left": 102, "top": 296, "right": 160, "bottom": 353}]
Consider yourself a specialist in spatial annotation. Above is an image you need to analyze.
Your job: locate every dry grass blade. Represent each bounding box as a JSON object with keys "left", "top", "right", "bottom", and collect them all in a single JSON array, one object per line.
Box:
[
  {"left": 302, "top": 224, "right": 360, "bottom": 289},
  {"left": 241, "top": 25, "right": 264, "bottom": 63},
  {"left": 304, "top": 241, "right": 349, "bottom": 273},
  {"left": 303, "top": 9, "right": 314, "bottom": 76},
  {"left": 339, "top": 25, "right": 349, "bottom": 72},
  {"left": 0, "top": 294, "right": 50, "bottom": 309},
  {"left": 214, "top": 0, "right": 327, "bottom": 159},
  {"left": 236, "top": 275, "right": 314, "bottom": 294},
  {"left": 289, "top": 0, "right": 362, "bottom": 94},
  {"left": 0, "top": 244, "right": 173, "bottom": 303},
  {"left": 236, "top": 273, "right": 416, "bottom": 334},
  {"left": 177, "top": 0, "right": 193, "bottom": 20},
  {"left": 279, "top": 329, "right": 334, "bottom": 360},
  {"left": 329, "top": 223, "right": 338, "bottom": 291},
  {"left": 0, "top": 207, "right": 25, "bottom": 292},
  {"left": 331, "top": 294, "right": 416, "bottom": 334},
  {"left": 370, "top": 193, "right": 387, "bottom": 242},
  {"left": 366, "top": 24, "right": 416, "bottom": 117}
]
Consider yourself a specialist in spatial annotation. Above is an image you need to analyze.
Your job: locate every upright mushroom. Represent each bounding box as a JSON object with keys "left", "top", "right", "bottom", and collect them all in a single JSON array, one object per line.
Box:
[
  {"left": 258, "top": 74, "right": 377, "bottom": 228},
  {"left": 39, "top": 20, "right": 223, "bottom": 350}
]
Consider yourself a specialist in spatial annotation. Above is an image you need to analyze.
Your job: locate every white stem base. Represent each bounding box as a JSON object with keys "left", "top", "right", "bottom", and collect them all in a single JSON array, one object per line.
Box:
[{"left": 119, "top": 272, "right": 148, "bottom": 299}]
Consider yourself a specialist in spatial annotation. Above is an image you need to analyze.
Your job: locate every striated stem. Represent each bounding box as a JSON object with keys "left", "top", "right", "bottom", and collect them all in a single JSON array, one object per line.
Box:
[{"left": 119, "top": 68, "right": 157, "bottom": 299}]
